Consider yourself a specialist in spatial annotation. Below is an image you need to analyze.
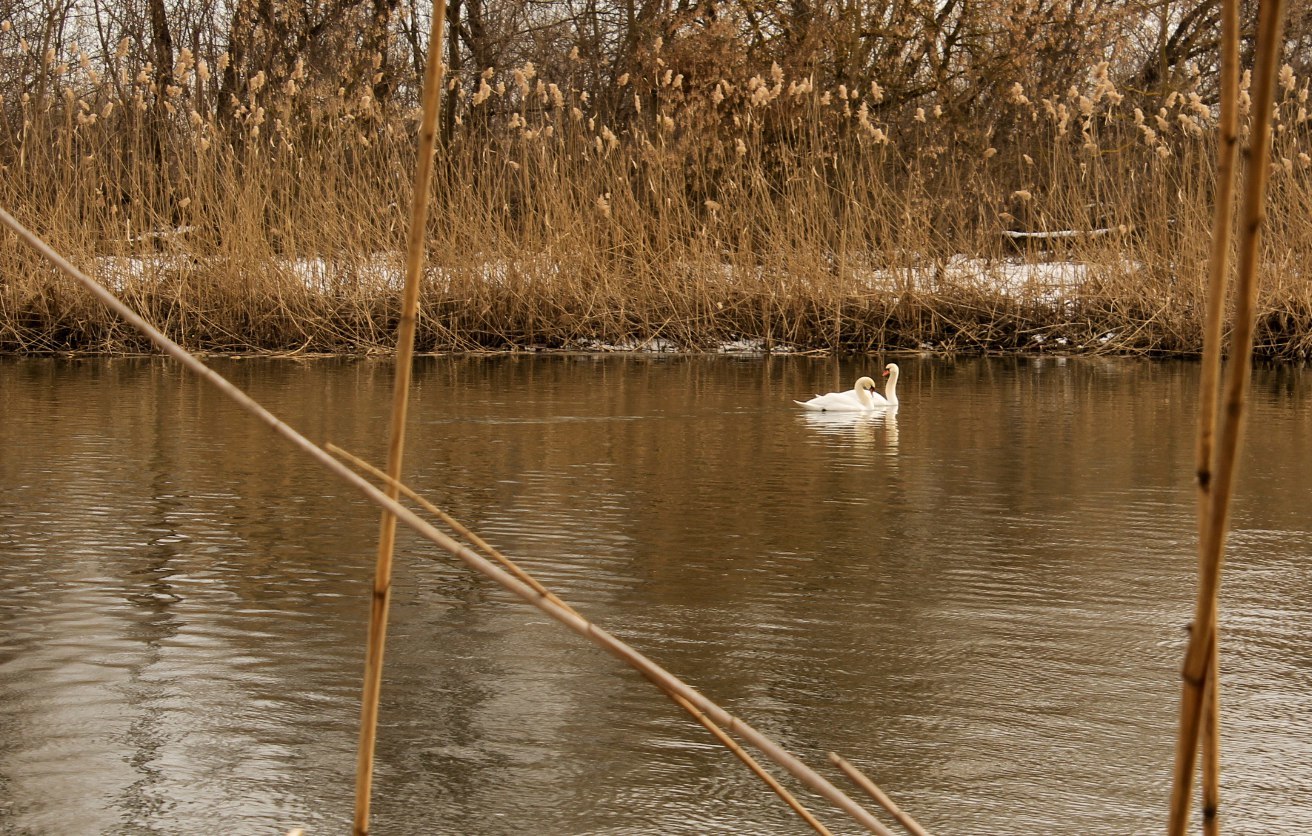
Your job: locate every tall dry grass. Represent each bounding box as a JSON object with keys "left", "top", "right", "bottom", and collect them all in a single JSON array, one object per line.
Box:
[{"left": 3, "top": 34, "right": 1312, "bottom": 356}]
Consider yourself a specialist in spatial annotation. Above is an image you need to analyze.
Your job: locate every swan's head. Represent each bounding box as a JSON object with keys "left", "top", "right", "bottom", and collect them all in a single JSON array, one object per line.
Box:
[
  {"left": 854, "top": 376, "right": 877, "bottom": 394},
  {"left": 882, "top": 363, "right": 899, "bottom": 378}
]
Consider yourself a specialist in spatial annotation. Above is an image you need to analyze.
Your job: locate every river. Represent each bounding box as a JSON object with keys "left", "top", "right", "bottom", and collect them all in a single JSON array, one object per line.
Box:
[{"left": 1, "top": 354, "right": 1309, "bottom": 834}]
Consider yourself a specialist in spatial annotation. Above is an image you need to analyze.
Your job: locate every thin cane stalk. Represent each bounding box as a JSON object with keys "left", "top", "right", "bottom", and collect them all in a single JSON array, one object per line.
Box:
[
  {"left": 1192, "top": 2, "right": 1242, "bottom": 831},
  {"left": 353, "top": 2, "right": 449, "bottom": 833},
  {"left": 1168, "top": 1, "right": 1288, "bottom": 832},
  {"left": 672, "top": 692, "right": 836, "bottom": 836},
  {"left": 829, "top": 753, "right": 931, "bottom": 836},
  {"left": 0, "top": 206, "right": 895, "bottom": 834},
  {"left": 328, "top": 443, "right": 836, "bottom": 836},
  {"left": 1201, "top": 633, "right": 1221, "bottom": 835}
]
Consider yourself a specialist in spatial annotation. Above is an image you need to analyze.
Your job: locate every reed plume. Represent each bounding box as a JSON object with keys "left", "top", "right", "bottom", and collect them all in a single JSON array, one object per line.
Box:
[{"left": 5, "top": 17, "right": 1312, "bottom": 358}]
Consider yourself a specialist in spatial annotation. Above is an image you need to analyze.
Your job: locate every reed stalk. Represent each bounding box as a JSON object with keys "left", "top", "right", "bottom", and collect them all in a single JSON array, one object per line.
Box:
[
  {"left": 0, "top": 205, "right": 897, "bottom": 834},
  {"left": 353, "top": 2, "right": 449, "bottom": 832},
  {"left": 1168, "top": 1, "right": 1288, "bottom": 832},
  {"left": 1201, "top": 633, "right": 1221, "bottom": 836},
  {"left": 328, "top": 442, "right": 836, "bottom": 836},
  {"left": 1193, "top": 2, "right": 1241, "bottom": 831},
  {"left": 829, "top": 753, "right": 931, "bottom": 836}
]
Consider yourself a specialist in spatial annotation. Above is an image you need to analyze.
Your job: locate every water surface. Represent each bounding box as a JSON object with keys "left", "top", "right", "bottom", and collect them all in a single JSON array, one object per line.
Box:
[{"left": 1, "top": 354, "right": 1309, "bottom": 834}]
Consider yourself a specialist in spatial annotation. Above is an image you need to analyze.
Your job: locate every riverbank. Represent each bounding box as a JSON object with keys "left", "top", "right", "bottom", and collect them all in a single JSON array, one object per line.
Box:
[
  {"left": 4, "top": 247, "right": 1311, "bottom": 358},
  {"left": 6, "top": 41, "right": 1312, "bottom": 359}
]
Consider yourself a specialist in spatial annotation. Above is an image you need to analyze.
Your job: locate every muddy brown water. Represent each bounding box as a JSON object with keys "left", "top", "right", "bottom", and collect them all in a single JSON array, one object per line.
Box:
[{"left": 1, "top": 354, "right": 1309, "bottom": 834}]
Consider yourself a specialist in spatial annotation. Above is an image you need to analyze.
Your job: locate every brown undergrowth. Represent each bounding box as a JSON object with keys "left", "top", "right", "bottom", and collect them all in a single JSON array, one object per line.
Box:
[{"left": 3, "top": 39, "right": 1311, "bottom": 357}]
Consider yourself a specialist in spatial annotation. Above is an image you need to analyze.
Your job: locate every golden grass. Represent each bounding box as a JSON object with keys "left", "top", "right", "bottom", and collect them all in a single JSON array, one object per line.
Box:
[{"left": 3, "top": 41, "right": 1312, "bottom": 357}]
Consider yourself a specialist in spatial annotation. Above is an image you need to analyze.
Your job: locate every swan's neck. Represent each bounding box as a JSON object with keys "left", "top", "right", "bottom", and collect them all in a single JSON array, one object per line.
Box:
[
  {"left": 856, "top": 385, "right": 873, "bottom": 407},
  {"left": 884, "top": 370, "right": 899, "bottom": 403}
]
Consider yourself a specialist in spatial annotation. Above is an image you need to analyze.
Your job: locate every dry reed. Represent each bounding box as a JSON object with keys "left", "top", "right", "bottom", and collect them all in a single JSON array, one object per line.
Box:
[
  {"left": 1169, "top": 0, "right": 1289, "bottom": 833},
  {"left": 1193, "top": 2, "right": 1244, "bottom": 829},
  {"left": 829, "top": 753, "right": 932, "bottom": 836},
  {"left": 353, "top": 1, "right": 449, "bottom": 833},
  {"left": 4, "top": 29, "right": 1312, "bottom": 358}
]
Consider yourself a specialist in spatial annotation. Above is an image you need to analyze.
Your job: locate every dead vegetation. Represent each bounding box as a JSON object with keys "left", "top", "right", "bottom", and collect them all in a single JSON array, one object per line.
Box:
[{"left": 2, "top": 5, "right": 1311, "bottom": 357}]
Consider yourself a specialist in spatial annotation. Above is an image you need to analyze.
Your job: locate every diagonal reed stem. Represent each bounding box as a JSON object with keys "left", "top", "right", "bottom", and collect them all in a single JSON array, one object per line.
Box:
[
  {"left": 1168, "top": 1, "right": 1287, "bottom": 832},
  {"left": 327, "top": 443, "right": 835, "bottom": 836},
  {"left": 0, "top": 206, "right": 896, "bottom": 834},
  {"left": 353, "top": 3, "right": 448, "bottom": 834},
  {"left": 829, "top": 753, "right": 932, "bottom": 836},
  {"left": 1193, "top": 2, "right": 1242, "bottom": 832}
]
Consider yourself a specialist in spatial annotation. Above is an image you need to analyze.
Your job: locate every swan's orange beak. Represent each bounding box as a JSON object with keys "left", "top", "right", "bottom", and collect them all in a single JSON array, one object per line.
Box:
[{"left": 882, "top": 369, "right": 890, "bottom": 377}]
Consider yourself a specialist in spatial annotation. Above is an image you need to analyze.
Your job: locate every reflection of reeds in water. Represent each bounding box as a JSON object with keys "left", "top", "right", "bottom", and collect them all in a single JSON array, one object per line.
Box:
[{"left": 329, "top": 443, "right": 838, "bottom": 836}]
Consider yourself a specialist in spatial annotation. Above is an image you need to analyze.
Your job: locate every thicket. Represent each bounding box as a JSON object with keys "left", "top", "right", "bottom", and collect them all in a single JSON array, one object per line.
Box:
[{"left": 2, "top": 0, "right": 1312, "bottom": 355}]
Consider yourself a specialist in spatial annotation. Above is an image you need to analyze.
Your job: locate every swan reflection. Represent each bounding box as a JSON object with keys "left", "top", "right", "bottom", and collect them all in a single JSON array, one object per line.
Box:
[{"left": 799, "top": 406, "right": 899, "bottom": 450}]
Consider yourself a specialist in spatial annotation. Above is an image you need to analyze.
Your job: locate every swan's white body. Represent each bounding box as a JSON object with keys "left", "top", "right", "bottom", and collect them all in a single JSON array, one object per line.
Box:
[{"left": 794, "top": 364, "right": 899, "bottom": 411}]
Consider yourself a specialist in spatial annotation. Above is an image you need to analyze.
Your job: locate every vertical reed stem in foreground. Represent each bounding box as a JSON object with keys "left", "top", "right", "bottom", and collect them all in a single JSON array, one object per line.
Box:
[
  {"left": 1200, "top": 633, "right": 1221, "bottom": 835},
  {"left": 1168, "top": 1, "right": 1287, "bottom": 832},
  {"left": 353, "top": 4, "right": 448, "bottom": 833},
  {"left": 1194, "top": 2, "right": 1242, "bottom": 831}
]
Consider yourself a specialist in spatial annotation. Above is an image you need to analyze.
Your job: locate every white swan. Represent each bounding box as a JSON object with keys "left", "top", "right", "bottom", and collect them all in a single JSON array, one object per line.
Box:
[{"left": 793, "top": 364, "right": 900, "bottom": 411}]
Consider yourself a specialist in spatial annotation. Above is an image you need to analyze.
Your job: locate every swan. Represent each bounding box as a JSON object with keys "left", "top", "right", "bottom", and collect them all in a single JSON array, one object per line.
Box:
[
  {"left": 793, "top": 364, "right": 900, "bottom": 411},
  {"left": 869, "top": 363, "right": 899, "bottom": 407}
]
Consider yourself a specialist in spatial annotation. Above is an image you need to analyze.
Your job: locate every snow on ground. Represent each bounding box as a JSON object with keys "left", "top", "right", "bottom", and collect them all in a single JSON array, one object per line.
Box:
[
  {"left": 93, "top": 255, "right": 183, "bottom": 290},
  {"left": 717, "top": 338, "right": 794, "bottom": 353},
  {"left": 574, "top": 337, "right": 681, "bottom": 352},
  {"left": 91, "top": 240, "right": 1120, "bottom": 353},
  {"left": 853, "top": 255, "right": 1089, "bottom": 304},
  {"left": 94, "top": 241, "right": 1097, "bottom": 305}
]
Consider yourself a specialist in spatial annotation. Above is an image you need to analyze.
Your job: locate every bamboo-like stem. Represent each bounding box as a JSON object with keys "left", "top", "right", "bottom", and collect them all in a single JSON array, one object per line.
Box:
[
  {"left": 829, "top": 753, "right": 931, "bottom": 836},
  {"left": 328, "top": 443, "right": 836, "bottom": 836},
  {"left": 0, "top": 207, "right": 894, "bottom": 835},
  {"left": 1195, "top": 0, "right": 1243, "bottom": 531},
  {"left": 1193, "top": 2, "right": 1241, "bottom": 831},
  {"left": 353, "top": 2, "right": 449, "bottom": 833},
  {"left": 1201, "top": 634, "right": 1221, "bottom": 835},
  {"left": 1168, "top": 1, "right": 1287, "bottom": 832}
]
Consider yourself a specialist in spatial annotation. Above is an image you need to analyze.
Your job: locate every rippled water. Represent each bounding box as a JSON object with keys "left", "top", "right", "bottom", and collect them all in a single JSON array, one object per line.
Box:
[{"left": 1, "top": 354, "right": 1309, "bottom": 834}]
